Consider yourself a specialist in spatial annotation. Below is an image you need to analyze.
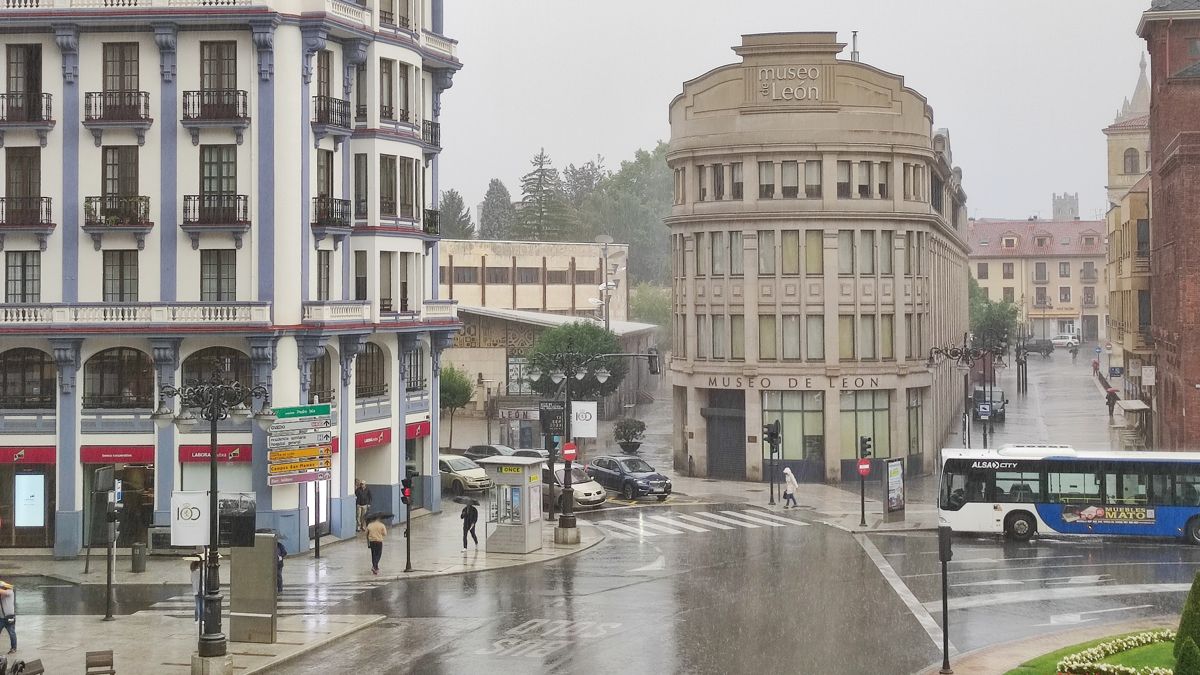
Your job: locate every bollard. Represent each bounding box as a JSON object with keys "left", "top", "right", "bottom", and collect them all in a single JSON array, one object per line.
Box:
[{"left": 131, "top": 542, "right": 147, "bottom": 573}]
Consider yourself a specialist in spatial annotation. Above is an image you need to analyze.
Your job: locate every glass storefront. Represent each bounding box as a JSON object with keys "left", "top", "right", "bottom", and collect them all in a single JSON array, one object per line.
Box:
[
  {"left": 83, "top": 463, "right": 154, "bottom": 547},
  {"left": 840, "top": 390, "right": 891, "bottom": 459},
  {"left": 305, "top": 478, "right": 331, "bottom": 538},
  {"left": 0, "top": 463, "right": 55, "bottom": 547}
]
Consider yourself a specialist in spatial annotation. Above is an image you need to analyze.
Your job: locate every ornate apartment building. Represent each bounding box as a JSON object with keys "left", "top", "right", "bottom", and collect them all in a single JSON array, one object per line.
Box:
[
  {"left": 667, "top": 32, "right": 970, "bottom": 484},
  {"left": 0, "top": 0, "right": 461, "bottom": 555}
]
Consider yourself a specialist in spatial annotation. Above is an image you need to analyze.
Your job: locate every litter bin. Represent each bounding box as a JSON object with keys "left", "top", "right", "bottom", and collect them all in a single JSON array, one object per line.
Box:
[{"left": 131, "top": 542, "right": 147, "bottom": 573}]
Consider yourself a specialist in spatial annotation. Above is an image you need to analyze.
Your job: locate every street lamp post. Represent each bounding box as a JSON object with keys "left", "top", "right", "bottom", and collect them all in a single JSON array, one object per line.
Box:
[
  {"left": 153, "top": 372, "right": 274, "bottom": 660},
  {"left": 928, "top": 333, "right": 1006, "bottom": 449}
]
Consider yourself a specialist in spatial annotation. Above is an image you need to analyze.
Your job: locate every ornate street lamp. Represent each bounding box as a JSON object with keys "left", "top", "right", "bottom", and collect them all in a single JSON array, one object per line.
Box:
[
  {"left": 153, "top": 372, "right": 273, "bottom": 659},
  {"left": 927, "top": 332, "right": 1005, "bottom": 449}
]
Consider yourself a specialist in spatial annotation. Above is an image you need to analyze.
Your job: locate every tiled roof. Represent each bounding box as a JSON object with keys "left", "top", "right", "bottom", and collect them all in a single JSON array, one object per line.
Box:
[
  {"left": 967, "top": 219, "right": 1107, "bottom": 259},
  {"left": 457, "top": 305, "right": 658, "bottom": 338},
  {"left": 1104, "top": 113, "right": 1150, "bottom": 132},
  {"left": 1149, "top": 0, "right": 1200, "bottom": 10}
]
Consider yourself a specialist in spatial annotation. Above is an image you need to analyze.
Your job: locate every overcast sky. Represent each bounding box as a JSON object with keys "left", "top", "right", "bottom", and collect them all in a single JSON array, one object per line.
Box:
[{"left": 439, "top": 0, "right": 1149, "bottom": 223}]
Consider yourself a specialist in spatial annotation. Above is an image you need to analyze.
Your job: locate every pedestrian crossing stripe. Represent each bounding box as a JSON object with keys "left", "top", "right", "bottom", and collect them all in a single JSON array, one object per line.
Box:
[
  {"left": 134, "top": 581, "right": 387, "bottom": 617},
  {"left": 596, "top": 509, "right": 809, "bottom": 540}
]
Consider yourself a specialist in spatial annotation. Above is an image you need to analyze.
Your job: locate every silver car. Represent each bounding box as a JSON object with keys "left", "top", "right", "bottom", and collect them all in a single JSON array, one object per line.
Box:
[
  {"left": 543, "top": 465, "right": 607, "bottom": 510},
  {"left": 439, "top": 455, "right": 493, "bottom": 496}
]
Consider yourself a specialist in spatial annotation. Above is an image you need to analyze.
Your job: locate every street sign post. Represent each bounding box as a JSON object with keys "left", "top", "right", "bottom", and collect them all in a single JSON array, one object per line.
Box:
[
  {"left": 977, "top": 402, "right": 991, "bottom": 421},
  {"left": 268, "top": 404, "right": 334, "bottom": 557},
  {"left": 267, "top": 429, "right": 332, "bottom": 450},
  {"left": 539, "top": 401, "right": 565, "bottom": 436},
  {"left": 562, "top": 442, "right": 577, "bottom": 462},
  {"left": 857, "top": 459, "right": 871, "bottom": 477}
]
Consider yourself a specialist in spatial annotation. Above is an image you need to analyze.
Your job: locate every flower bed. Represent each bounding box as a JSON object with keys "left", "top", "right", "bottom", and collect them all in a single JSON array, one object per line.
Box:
[{"left": 1056, "top": 629, "right": 1176, "bottom": 675}]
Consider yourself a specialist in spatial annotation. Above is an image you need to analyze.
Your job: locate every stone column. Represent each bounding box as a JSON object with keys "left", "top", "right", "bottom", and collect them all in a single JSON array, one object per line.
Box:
[
  {"left": 745, "top": 388, "right": 763, "bottom": 481},
  {"left": 50, "top": 339, "right": 82, "bottom": 558},
  {"left": 55, "top": 26, "right": 80, "bottom": 302},
  {"left": 686, "top": 386, "right": 708, "bottom": 476},
  {"left": 154, "top": 24, "right": 179, "bottom": 301},
  {"left": 150, "top": 338, "right": 181, "bottom": 527}
]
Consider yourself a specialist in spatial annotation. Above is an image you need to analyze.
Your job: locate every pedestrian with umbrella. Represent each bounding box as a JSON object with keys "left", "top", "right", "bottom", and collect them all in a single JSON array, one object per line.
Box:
[
  {"left": 460, "top": 498, "right": 479, "bottom": 552},
  {"left": 365, "top": 512, "right": 388, "bottom": 575},
  {"left": 1107, "top": 388, "right": 1120, "bottom": 417}
]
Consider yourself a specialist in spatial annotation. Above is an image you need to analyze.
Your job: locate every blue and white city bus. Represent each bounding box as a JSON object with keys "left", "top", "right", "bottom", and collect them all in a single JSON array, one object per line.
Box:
[{"left": 939, "top": 445, "right": 1200, "bottom": 543}]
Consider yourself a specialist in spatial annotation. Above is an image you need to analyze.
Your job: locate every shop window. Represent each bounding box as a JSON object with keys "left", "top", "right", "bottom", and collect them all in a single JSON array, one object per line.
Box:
[
  {"left": 182, "top": 347, "right": 251, "bottom": 386},
  {"left": 0, "top": 348, "right": 55, "bottom": 409},
  {"left": 762, "top": 390, "right": 825, "bottom": 463},
  {"left": 356, "top": 342, "right": 389, "bottom": 398},
  {"left": 83, "top": 347, "right": 154, "bottom": 409},
  {"left": 840, "top": 390, "right": 890, "bottom": 460}
]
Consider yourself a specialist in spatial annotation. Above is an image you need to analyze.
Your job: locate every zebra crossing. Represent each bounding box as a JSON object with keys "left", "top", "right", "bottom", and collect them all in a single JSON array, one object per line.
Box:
[
  {"left": 134, "top": 581, "right": 388, "bottom": 618},
  {"left": 596, "top": 509, "right": 809, "bottom": 540}
]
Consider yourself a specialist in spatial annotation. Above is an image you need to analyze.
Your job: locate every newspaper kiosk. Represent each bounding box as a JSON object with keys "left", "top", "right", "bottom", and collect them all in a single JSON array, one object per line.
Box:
[{"left": 476, "top": 456, "right": 544, "bottom": 554}]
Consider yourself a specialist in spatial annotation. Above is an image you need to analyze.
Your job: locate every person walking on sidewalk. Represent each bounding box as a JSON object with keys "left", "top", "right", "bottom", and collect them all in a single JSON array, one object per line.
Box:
[
  {"left": 1107, "top": 390, "right": 1120, "bottom": 417},
  {"left": 1092, "top": 358, "right": 1101, "bottom": 378},
  {"left": 354, "top": 480, "right": 372, "bottom": 533},
  {"left": 782, "top": 467, "right": 799, "bottom": 508},
  {"left": 275, "top": 538, "right": 287, "bottom": 594},
  {"left": 366, "top": 515, "right": 387, "bottom": 575},
  {"left": 461, "top": 500, "right": 479, "bottom": 552},
  {"left": 0, "top": 580, "right": 16, "bottom": 654}
]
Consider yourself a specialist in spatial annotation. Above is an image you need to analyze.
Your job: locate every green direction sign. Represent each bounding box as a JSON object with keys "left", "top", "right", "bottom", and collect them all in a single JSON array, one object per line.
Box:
[{"left": 275, "top": 404, "right": 332, "bottom": 419}]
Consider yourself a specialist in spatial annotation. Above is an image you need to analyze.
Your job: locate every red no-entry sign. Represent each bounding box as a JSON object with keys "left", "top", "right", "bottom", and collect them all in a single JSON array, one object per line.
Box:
[
  {"left": 562, "top": 442, "right": 578, "bottom": 462},
  {"left": 858, "top": 458, "right": 871, "bottom": 477}
]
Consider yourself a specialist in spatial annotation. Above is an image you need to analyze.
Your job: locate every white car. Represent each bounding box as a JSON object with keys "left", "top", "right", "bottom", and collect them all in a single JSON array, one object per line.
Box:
[{"left": 1050, "top": 334, "right": 1080, "bottom": 348}]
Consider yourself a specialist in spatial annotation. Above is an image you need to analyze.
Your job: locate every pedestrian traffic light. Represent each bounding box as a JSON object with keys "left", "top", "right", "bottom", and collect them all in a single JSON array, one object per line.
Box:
[
  {"left": 401, "top": 477, "right": 413, "bottom": 506},
  {"left": 106, "top": 500, "right": 121, "bottom": 544},
  {"left": 647, "top": 348, "right": 661, "bottom": 375},
  {"left": 859, "top": 436, "right": 873, "bottom": 458},
  {"left": 762, "top": 420, "right": 781, "bottom": 454}
]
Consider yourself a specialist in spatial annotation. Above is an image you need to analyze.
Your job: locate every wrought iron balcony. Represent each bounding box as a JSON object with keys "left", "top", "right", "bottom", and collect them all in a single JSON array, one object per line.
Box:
[
  {"left": 0, "top": 196, "right": 54, "bottom": 250},
  {"left": 1082, "top": 297, "right": 1098, "bottom": 309},
  {"left": 422, "top": 120, "right": 440, "bottom": 147},
  {"left": 83, "top": 195, "right": 153, "bottom": 250},
  {"left": 181, "top": 194, "right": 251, "bottom": 249},
  {"left": 311, "top": 96, "right": 352, "bottom": 147},
  {"left": 83, "top": 91, "right": 153, "bottom": 145},
  {"left": 311, "top": 196, "right": 352, "bottom": 247},
  {"left": 355, "top": 104, "right": 367, "bottom": 121},
  {"left": 181, "top": 90, "right": 250, "bottom": 145},
  {"left": 0, "top": 93, "right": 55, "bottom": 147},
  {"left": 423, "top": 208, "right": 440, "bottom": 236},
  {"left": 380, "top": 105, "right": 410, "bottom": 123}
]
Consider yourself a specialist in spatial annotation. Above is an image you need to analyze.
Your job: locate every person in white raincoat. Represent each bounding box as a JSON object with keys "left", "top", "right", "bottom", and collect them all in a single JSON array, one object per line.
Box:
[{"left": 782, "top": 467, "right": 799, "bottom": 508}]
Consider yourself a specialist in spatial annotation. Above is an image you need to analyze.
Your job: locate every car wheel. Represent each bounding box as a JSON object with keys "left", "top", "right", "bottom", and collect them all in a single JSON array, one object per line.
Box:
[
  {"left": 622, "top": 482, "right": 636, "bottom": 500},
  {"left": 1005, "top": 512, "right": 1036, "bottom": 542},
  {"left": 451, "top": 481, "right": 464, "bottom": 497},
  {"left": 1187, "top": 517, "right": 1200, "bottom": 545}
]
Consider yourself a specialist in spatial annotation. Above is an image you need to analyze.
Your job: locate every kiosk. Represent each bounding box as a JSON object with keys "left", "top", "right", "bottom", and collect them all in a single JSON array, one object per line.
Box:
[{"left": 476, "top": 456, "right": 544, "bottom": 554}]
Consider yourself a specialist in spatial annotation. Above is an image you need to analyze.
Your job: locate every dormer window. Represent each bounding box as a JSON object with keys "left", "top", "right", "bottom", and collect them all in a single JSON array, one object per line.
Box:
[
  {"left": 1002, "top": 237, "right": 1016, "bottom": 249},
  {"left": 1035, "top": 236, "right": 1049, "bottom": 248},
  {"left": 1083, "top": 236, "right": 1096, "bottom": 246}
]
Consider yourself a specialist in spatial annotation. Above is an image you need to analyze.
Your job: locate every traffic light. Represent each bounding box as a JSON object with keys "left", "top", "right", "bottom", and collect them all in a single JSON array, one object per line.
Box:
[
  {"left": 647, "top": 348, "right": 661, "bottom": 375},
  {"left": 401, "top": 477, "right": 413, "bottom": 506},
  {"left": 762, "top": 420, "right": 781, "bottom": 454},
  {"left": 859, "top": 436, "right": 873, "bottom": 458}
]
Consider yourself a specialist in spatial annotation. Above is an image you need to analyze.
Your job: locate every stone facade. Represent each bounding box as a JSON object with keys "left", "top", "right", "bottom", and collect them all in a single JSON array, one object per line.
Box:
[{"left": 666, "top": 32, "right": 970, "bottom": 484}]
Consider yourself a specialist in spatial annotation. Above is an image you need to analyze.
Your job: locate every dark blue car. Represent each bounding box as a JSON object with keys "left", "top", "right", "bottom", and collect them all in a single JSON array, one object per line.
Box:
[{"left": 586, "top": 456, "right": 672, "bottom": 501}]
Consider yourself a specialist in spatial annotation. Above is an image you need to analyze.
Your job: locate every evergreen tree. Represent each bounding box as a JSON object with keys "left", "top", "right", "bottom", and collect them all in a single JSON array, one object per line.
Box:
[
  {"left": 479, "top": 178, "right": 516, "bottom": 240},
  {"left": 1179, "top": 636, "right": 1200, "bottom": 675},
  {"left": 515, "top": 148, "right": 571, "bottom": 241},
  {"left": 1179, "top": 571, "right": 1200, "bottom": 660},
  {"left": 438, "top": 189, "right": 475, "bottom": 239},
  {"left": 562, "top": 156, "right": 610, "bottom": 241}
]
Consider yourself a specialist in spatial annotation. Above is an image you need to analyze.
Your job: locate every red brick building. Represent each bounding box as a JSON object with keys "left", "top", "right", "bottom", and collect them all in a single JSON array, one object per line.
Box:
[{"left": 1139, "top": 0, "right": 1200, "bottom": 450}]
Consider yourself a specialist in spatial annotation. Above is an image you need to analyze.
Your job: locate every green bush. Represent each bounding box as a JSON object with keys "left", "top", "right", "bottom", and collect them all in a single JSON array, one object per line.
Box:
[
  {"left": 614, "top": 418, "right": 646, "bottom": 444},
  {"left": 1180, "top": 572, "right": 1200, "bottom": 660},
  {"left": 1179, "top": 636, "right": 1200, "bottom": 675}
]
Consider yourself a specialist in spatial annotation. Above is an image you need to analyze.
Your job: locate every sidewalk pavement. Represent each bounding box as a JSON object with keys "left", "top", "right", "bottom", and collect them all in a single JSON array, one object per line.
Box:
[
  {"left": 917, "top": 615, "right": 1175, "bottom": 674},
  {"left": 4, "top": 498, "right": 604, "bottom": 586}
]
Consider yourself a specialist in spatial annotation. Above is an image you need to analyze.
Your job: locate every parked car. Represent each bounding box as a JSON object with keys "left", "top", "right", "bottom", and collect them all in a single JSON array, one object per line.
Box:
[
  {"left": 1024, "top": 339, "right": 1054, "bottom": 357},
  {"left": 463, "top": 444, "right": 516, "bottom": 462},
  {"left": 542, "top": 465, "right": 607, "bottom": 510},
  {"left": 972, "top": 386, "right": 1008, "bottom": 421},
  {"left": 438, "top": 455, "right": 493, "bottom": 496},
  {"left": 1051, "top": 334, "right": 1080, "bottom": 348},
  {"left": 513, "top": 448, "right": 550, "bottom": 461},
  {"left": 586, "top": 456, "right": 672, "bottom": 501}
]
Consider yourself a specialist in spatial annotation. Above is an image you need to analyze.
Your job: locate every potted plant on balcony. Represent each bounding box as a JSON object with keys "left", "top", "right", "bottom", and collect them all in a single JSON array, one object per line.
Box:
[{"left": 614, "top": 417, "right": 646, "bottom": 454}]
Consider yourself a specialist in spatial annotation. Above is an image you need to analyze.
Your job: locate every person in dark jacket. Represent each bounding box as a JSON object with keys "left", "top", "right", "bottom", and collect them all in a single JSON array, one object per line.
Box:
[
  {"left": 1107, "top": 390, "right": 1120, "bottom": 417},
  {"left": 275, "top": 539, "right": 287, "bottom": 593},
  {"left": 354, "top": 480, "right": 372, "bottom": 533},
  {"left": 461, "top": 501, "right": 479, "bottom": 552}
]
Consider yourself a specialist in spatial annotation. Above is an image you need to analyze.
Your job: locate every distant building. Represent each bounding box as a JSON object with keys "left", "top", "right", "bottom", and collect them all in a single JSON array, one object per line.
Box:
[
  {"left": 667, "top": 32, "right": 970, "bottom": 484},
  {"left": 1052, "top": 193, "right": 1080, "bottom": 221},
  {"left": 968, "top": 216, "right": 1108, "bottom": 342},
  {"left": 438, "top": 239, "right": 629, "bottom": 322},
  {"left": 1102, "top": 54, "right": 1151, "bottom": 206},
  {"left": 1139, "top": 1, "right": 1200, "bottom": 450}
]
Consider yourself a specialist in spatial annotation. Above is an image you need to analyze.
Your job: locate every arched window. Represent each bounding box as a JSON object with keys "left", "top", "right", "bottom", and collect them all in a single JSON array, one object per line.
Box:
[
  {"left": 1124, "top": 148, "right": 1140, "bottom": 174},
  {"left": 310, "top": 348, "right": 333, "bottom": 404},
  {"left": 0, "top": 348, "right": 56, "bottom": 409},
  {"left": 84, "top": 347, "right": 154, "bottom": 409},
  {"left": 356, "top": 343, "right": 388, "bottom": 398},
  {"left": 182, "top": 347, "right": 251, "bottom": 386}
]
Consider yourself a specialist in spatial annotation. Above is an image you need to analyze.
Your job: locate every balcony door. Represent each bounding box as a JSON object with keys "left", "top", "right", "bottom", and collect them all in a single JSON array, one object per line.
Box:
[
  {"left": 101, "top": 146, "right": 138, "bottom": 222},
  {"left": 200, "top": 145, "right": 237, "bottom": 223},
  {"left": 200, "top": 41, "right": 237, "bottom": 118},
  {"left": 6, "top": 45, "right": 42, "bottom": 122},
  {"left": 102, "top": 43, "right": 139, "bottom": 120},
  {"left": 5, "top": 148, "right": 40, "bottom": 224}
]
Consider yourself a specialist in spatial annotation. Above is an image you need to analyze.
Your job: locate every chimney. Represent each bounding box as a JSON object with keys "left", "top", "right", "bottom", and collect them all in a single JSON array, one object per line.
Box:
[{"left": 850, "top": 31, "right": 860, "bottom": 62}]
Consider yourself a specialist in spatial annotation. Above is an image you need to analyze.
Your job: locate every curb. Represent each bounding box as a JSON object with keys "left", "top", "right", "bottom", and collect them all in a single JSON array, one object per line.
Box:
[
  {"left": 368, "top": 528, "right": 606, "bottom": 582},
  {"left": 243, "top": 614, "right": 388, "bottom": 675}
]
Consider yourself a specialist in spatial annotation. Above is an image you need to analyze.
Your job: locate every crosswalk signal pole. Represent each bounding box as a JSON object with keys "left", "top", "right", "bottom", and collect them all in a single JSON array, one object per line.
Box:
[
  {"left": 859, "top": 436, "right": 873, "bottom": 528},
  {"left": 401, "top": 476, "right": 413, "bottom": 573}
]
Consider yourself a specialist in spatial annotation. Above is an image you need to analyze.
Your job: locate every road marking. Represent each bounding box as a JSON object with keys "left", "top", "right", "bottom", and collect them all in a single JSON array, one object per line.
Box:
[
  {"left": 719, "top": 511, "right": 786, "bottom": 527},
  {"left": 856, "top": 533, "right": 953, "bottom": 654},
  {"left": 951, "top": 555, "right": 1085, "bottom": 564},
  {"left": 674, "top": 513, "right": 734, "bottom": 530},
  {"left": 635, "top": 520, "right": 685, "bottom": 535},
  {"left": 901, "top": 560, "right": 1196, "bottom": 579},
  {"left": 950, "top": 579, "right": 1025, "bottom": 588},
  {"left": 689, "top": 511, "right": 761, "bottom": 528},
  {"left": 740, "top": 510, "right": 811, "bottom": 526},
  {"left": 597, "top": 519, "right": 659, "bottom": 537},
  {"left": 923, "top": 583, "right": 1192, "bottom": 612},
  {"left": 647, "top": 515, "right": 708, "bottom": 533},
  {"left": 1033, "top": 605, "right": 1155, "bottom": 627}
]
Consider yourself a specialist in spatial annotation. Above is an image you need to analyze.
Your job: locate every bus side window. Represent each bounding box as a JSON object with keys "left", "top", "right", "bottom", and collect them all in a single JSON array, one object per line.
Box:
[
  {"left": 1177, "top": 475, "right": 1200, "bottom": 506},
  {"left": 1148, "top": 473, "right": 1173, "bottom": 506}
]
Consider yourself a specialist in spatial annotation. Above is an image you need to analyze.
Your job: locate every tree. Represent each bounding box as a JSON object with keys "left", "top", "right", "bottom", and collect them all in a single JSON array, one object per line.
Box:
[
  {"left": 1180, "top": 637, "right": 1200, "bottom": 675},
  {"left": 479, "top": 178, "right": 516, "bottom": 239},
  {"left": 439, "top": 364, "right": 474, "bottom": 450},
  {"left": 629, "top": 282, "right": 671, "bottom": 345},
  {"left": 514, "top": 148, "right": 571, "bottom": 241},
  {"left": 525, "top": 322, "right": 627, "bottom": 402},
  {"left": 969, "top": 277, "right": 1019, "bottom": 343},
  {"left": 561, "top": 156, "right": 610, "bottom": 241},
  {"left": 438, "top": 189, "right": 475, "bottom": 239},
  {"left": 1180, "top": 572, "right": 1200, "bottom": 660}
]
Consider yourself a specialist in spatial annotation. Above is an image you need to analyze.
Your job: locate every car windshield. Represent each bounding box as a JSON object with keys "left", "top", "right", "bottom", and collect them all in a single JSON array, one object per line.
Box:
[
  {"left": 555, "top": 468, "right": 591, "bottom": 484},
  {"left": 445, "top": 456, "right": 478, "bottom": 471},
  {"left": 620, "top": 458, "right": 655, "bottom": 473},
  {"left": 493, "top": 445, "right": 516, "bottom": 455}
]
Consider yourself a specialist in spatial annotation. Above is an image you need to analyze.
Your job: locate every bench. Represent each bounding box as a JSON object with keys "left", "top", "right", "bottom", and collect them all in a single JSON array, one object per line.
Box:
[{"left": 85, "top": 650, "right": 116, "bottom": 675}]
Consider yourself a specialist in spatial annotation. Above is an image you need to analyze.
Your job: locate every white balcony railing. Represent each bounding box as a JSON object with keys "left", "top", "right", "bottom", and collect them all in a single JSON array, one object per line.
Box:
[
  {"left": 422, "top": 298, "right": 457, "bottom": 322},
  {"left": 0, "top": 302, "right": 270, "bottom": 326},
  {"left": 302, "top": 300, "right": 371, "bottom": 323},
  {"left": 423, "top": 31, "right": 458, "bottom": 60},
  {"left": 328, "top": 0, "right": 369, "bottom": 26}
]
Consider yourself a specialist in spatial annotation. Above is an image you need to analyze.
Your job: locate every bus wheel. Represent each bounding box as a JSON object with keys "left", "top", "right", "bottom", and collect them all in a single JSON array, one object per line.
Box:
[
  {"left": 1187, "top": 518, "right": 1200, "bottom": 545},
  {"left": 1005, "top": 512, "right": 1035, "bottom": 542}
]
